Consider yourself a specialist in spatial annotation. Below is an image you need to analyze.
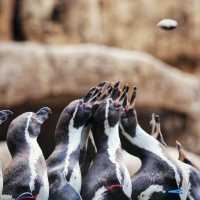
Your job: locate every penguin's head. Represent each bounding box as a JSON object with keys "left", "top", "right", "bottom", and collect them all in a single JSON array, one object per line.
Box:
[
  {"left": 92, "top": 97, "right": 122, "bottom": 132},
  {"left": 7, "top": 107, "right": 51, "bottom": 155},
  {"left": 71, "top": 99, "right": 93, "bottom": 128},
  {"left": 91, "top": 81, "right": 122, "bottom": 126},
  {"left": 0, "top": 110, "right": 13, "bottom": 125},
  {"left": 8, "top": 107, "right": 51, "bottom": 137},
  {"left": 58, "top": 81, "right": 110, "bottom": 130},
  {"left": 55, "top": 99, "right": 93, "bottom": 144},
  {"left": 119, "top": 87, "right": 138, "bottom": 138}
]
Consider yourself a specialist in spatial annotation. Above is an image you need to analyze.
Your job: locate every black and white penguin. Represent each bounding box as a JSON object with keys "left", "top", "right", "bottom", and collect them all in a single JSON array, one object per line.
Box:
[
  {"left": 176, "top": 141, "right": 199, "bottom": 170},
  {"left": 150, "top": 113, "right": 167, "bottom": 146},
  {"left": 0, "top": 110, "right": 13, "bottom": 198},
  {"left": 119, "top": 87, "right": 193, "bottom": 200},
  {"left": 3, "top": 107, "right": 51, "bottom": 200},
  {"left": 46, "top": 86, "right": 99, "bottom": 199},
  {"left": 81, "top": 96, "right": 132, "bottom": 200},
  {"left": 176, "top": 141, "right": 200, "bottom": 200}
]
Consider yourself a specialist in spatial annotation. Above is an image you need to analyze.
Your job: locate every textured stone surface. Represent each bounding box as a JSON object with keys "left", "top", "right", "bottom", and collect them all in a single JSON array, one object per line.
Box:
[
  {"left": 0, "top": 1, "right": 200, "bottom": 70},
  {"left": 0, "top": 0, "right": 14, "bottom": 40},
  {"left": 0, "top": 43, "right": 200, "bottom": 153},
  {"left": 15, "top": 0, "right": 200, "bottom": 69}
]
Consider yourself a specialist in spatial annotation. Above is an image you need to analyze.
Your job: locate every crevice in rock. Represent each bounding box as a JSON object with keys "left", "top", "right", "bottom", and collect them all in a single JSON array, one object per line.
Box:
[
  {"left": 12, "top": 0, "right": 25, "bottom": 41},
  {"left": 164, "top": 54, "right": 200, "bottom": 74}
]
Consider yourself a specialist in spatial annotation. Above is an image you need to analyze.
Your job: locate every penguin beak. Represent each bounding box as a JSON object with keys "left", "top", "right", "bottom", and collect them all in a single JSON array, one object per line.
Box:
[
  {"left": 110, "top": 81, "right": 121, "bottom": 100},
  {"left": 36, "top": 107, "right": 52, "bottom": 124},
  {"left": 0, "top": 110, "right": 13, "bottom": 125}
]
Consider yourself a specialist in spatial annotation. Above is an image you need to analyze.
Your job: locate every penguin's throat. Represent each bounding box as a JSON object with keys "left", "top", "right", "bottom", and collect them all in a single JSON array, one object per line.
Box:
[
  {"left": 123, "top": 124, "right": 166, "bottom": 159},
  {"left": 58, "top": 125, "right": 84, "bottom": 192},
  {"left": 65, "top": 125, "right": 84, "bottom": 156},
  {"left": 94, "top": 120, "right": 121, "bottom": 154},
  {"left": 24, "top": 114, "right": 44, "bottom": 192},
  {"left": 105, "top": 122, "right": 121, "bottom": 155},
  {"left": 63, "top": 125, "right": 83, "bottom": 171}
]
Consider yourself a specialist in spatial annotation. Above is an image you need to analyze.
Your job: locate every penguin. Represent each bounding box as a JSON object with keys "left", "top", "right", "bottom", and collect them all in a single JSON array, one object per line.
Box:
[
  {"left": 80, "top": 82, "right": 111, "bottom": 177},
  {"left": 176, "top": 141, "right": 200, "bottom": 200},
  {"left": 150, "top": 113, "right": 167, "bottom": 146},
  {"left": 81, "top": 96, "right": 132, "bottom": 200},
  {"left": 151, "top": 114, "right": 200, "bottom": 199},
  {"left": 119, "top": 87, "right": 194, "bottom": 200},
  {"left": 176, "top": 141, "right": 199, "bottom": 170},
  {"left": 46, "top": 85, "right": 102, "bottom": 200},
  {"left": 3, "top": 107, "right": 51, "bottom": 200},
  {"left": 0, "top": 110, "right": 13, "bottom": 198}
]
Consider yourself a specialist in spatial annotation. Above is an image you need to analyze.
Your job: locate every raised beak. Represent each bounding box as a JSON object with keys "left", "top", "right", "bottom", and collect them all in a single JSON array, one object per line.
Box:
[
  {"left": 0, "top": 110, "right": 13, "bottom": 125},
  {"left": 119, "top": 85, "right": 129, "bottom": 105},
  {"left": 129, "top": 86, "right": 137, "bottom": 108},
  {"left": 110, "top": 81, "right": 121, "bottom": 100},
  {"left": 36, "top": 107, "right": 52, "bottom": 123}
]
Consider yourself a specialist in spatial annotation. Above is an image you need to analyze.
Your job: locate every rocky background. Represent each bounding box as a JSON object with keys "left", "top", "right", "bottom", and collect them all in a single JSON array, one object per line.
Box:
[{"left": 0, "top": 0, "right": 200, "bottom": 159}]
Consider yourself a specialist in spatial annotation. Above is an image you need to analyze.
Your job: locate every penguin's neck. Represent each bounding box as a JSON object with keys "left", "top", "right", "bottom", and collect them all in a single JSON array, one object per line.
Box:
[
  {"left": 122, "top": 124, "right": 182, "bottom": 183},
  {"left": 122, "top": 124, "right": 168, "bottom": 163},
  {"left": 25, "top": 114, "right": 44, "bottom": 192},
  {"left": 105, "top": 121, "right": 121, "bottom": 155},
  {"left": 64, "top": 125, "right": 83, "bottom": 164},
  {"left": 50, "top": 125, "right": 87, "bottom": 174},
  {"left": 95, "top": 121, "right": 121, "bottom": 158},
  {"left": 62, "top": 119, "right": 87, "bottom": 193},
  {"left": 25, "top": 114, "right": 43, "bottom": 159}
]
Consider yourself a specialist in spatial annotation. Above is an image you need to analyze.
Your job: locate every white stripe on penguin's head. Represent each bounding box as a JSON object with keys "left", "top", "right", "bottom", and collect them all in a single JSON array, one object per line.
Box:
[{"left": 24, "top": 113, "right": 33, "bottom": 141}]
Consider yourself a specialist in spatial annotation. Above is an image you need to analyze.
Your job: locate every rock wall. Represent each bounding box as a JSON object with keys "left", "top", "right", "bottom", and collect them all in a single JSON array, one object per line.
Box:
[
  {"left": 0, "top": 43, "right": 200, "bottom": 154},
  {"left": 0, "top": 0, "right": 14, "bottom": 40},
  {"left": 0, "top": 0, "right": 200, "bottom": 70}
]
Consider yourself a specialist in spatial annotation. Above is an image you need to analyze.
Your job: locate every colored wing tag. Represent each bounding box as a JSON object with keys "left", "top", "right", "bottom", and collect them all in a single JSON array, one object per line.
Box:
[
  {"left": 168, "top": 188, "right": 183, "bottom": 194},
  {"left": 107, "top": 184, "right": 122, "bottom": 192}
]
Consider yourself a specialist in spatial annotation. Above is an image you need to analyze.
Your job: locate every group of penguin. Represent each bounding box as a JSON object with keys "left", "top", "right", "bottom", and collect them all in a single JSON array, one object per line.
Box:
[{"left": 0, "top": 81, "right": 200, "bottom": 200}]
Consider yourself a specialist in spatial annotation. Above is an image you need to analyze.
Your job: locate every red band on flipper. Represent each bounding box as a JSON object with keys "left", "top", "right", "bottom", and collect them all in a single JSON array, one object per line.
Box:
[{"left": 107, "top": 184, "right": 122, "bottom": 192}]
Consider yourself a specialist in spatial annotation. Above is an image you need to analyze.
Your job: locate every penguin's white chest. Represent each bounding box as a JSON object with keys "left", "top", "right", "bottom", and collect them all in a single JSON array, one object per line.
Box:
[
  {"left": 105, "top": 123, "right": 132, "bottom": 198},
  {"left": 64, "top": 125, "right": 82, "bottom": 193},
  {"left": 36, "top": 173, "right": 49, "bottom": 200},
  {"left": 28, "top": 139, "right": 49, "bottom": 200}
]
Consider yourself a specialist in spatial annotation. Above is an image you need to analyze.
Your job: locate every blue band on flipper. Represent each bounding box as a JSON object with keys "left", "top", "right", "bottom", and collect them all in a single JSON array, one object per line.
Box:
[{"left": 168, "top": 188, "right": 183, "bottom": 194}]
